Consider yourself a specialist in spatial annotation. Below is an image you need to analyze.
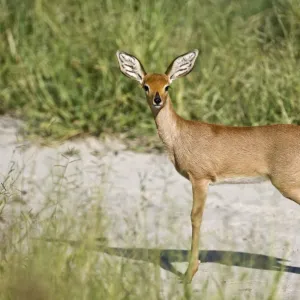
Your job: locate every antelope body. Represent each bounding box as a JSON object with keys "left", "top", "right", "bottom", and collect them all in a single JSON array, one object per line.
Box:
[{"left": 116, "top": 49, "right": 300, "bottom": 283}]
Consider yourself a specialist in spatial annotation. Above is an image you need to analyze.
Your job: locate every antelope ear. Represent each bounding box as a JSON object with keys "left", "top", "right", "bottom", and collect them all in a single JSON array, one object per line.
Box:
[
  {"left": 165, "top": 49, "right": 199, "bottom": 82},
  {"left": 116, "top": 51, "right": 146, "bottom": 84}
]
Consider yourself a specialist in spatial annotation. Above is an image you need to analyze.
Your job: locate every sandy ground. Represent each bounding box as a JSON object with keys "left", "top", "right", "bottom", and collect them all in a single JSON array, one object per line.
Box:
[{"left": 0, "top": 115, "right": 299, "bottom": 299}]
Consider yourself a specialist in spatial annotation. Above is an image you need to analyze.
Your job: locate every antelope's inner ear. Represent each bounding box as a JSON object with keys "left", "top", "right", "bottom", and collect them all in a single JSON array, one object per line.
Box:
[
  {"left": 165, "top": 49, "right": 199, "bottom": 83},
  {"left": 116, "top": 51, "right": 146, "bottom": 84}
]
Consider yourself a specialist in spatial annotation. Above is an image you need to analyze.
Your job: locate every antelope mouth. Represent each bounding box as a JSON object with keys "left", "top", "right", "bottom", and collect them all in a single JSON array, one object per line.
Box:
[{"left": 153, "top": 103, "right": 162, "bottom": 108}]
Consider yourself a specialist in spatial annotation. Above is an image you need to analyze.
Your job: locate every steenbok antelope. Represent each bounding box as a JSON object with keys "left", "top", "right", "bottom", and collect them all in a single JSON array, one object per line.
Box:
[{"left": 116, "top": 49, "right": 300, "bottom": 283}]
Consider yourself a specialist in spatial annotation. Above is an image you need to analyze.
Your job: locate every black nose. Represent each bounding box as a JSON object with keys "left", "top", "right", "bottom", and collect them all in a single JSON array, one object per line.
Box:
[{"left": 154, "top": 92, "right": 161, "bottom": 105}]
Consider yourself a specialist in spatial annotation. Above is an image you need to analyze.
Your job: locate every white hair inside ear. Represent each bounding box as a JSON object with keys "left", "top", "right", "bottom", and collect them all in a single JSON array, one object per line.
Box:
[
  {"left": 116, "top": 51, "right": 146, "bottom": 84},
  {"left": 165, "top": 49, "right": 199, "bottom": 82}
]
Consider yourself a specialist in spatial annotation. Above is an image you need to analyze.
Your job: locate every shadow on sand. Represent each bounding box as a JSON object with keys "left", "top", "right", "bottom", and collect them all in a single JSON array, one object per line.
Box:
[{"left": 42, "top": 238, "right": 300, "bottom": 278}]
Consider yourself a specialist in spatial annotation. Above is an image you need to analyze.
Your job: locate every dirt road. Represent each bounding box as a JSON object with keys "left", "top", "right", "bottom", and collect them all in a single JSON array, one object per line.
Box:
[{"left": 0, "top": 116, "right": 299, "bottom": 299}]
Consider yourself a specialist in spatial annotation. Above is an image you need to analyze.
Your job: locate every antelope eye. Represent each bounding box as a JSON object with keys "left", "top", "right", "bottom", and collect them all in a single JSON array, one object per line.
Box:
[
  {"left": 165, "top": 86, "right": 170, "bottom": 92},
  {"left": 143, "top": 85, "right": 149, "bottom": 92}
]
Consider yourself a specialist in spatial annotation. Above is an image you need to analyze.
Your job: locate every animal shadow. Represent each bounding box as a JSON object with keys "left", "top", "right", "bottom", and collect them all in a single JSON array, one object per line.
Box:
[{"left": 42, "top": 238, "right": 300, "bottom": 277}]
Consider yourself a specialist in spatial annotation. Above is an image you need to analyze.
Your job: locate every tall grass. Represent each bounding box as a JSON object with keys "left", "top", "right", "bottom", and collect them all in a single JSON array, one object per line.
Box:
[
  {"left": 1, "top": 0, "right": 300, "bottom": 141},
  {"left": 0, "top": 161, "right": 287, "bottom": 300}
]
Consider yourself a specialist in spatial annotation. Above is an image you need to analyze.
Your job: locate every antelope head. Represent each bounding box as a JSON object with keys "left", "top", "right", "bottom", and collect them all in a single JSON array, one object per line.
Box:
[{"left": 116, "top": 50, "right": 199, "bottom": 115}]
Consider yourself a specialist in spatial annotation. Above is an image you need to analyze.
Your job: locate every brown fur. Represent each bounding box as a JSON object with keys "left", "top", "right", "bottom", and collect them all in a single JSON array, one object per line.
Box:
[{"left": 117, "top": 51, "right": 300, "bottom": 283}]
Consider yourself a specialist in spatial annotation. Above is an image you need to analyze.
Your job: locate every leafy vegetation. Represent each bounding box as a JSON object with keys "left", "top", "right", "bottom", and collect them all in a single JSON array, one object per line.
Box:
[
  {"left": 0, "top": 2, "right": 297, "bottom": 297},
  {"left": 1, "top": 0, "right": 300, "bottom": 141}
]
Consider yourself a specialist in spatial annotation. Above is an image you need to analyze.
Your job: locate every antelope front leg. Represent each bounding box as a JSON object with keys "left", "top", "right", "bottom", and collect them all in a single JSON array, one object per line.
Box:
[{"left": 183, "top": 179, "right": 209, "bottom": 283}]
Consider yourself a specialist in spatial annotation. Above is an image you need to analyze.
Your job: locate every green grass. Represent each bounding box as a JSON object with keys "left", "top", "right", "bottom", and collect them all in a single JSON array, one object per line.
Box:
[
  {"left": 0, "top": 1, "right": 297, "bottom": 297},
  {"left": 0, "top": 190, "right": 286, "bottom": 300},
  {"left": 0, "top": 157, "right": 288, "bottom": 300},
  {"left": 1, "top": 0, "right": 300, "bottom": 142}
]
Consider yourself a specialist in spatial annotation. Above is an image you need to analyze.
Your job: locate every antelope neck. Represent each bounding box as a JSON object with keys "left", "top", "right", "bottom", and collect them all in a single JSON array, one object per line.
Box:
[{"left": 153, "top": 96, "right": 182, "bottom": 150}]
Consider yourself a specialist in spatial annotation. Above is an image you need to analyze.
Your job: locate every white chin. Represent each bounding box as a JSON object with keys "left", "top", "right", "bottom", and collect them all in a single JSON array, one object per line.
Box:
[{"left": 153, "top": 104, "right": 162, "bottom": 109}]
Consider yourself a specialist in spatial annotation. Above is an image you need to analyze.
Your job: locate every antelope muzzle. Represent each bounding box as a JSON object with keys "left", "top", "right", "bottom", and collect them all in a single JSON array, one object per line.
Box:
[{"left": 153, "top": 92, "right": 162, "bottom": 107}]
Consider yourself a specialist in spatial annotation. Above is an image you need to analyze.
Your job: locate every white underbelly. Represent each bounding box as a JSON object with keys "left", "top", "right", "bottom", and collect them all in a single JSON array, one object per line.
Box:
[{"left": 211, "top": 176, "right": 269, "bottom": 185}]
